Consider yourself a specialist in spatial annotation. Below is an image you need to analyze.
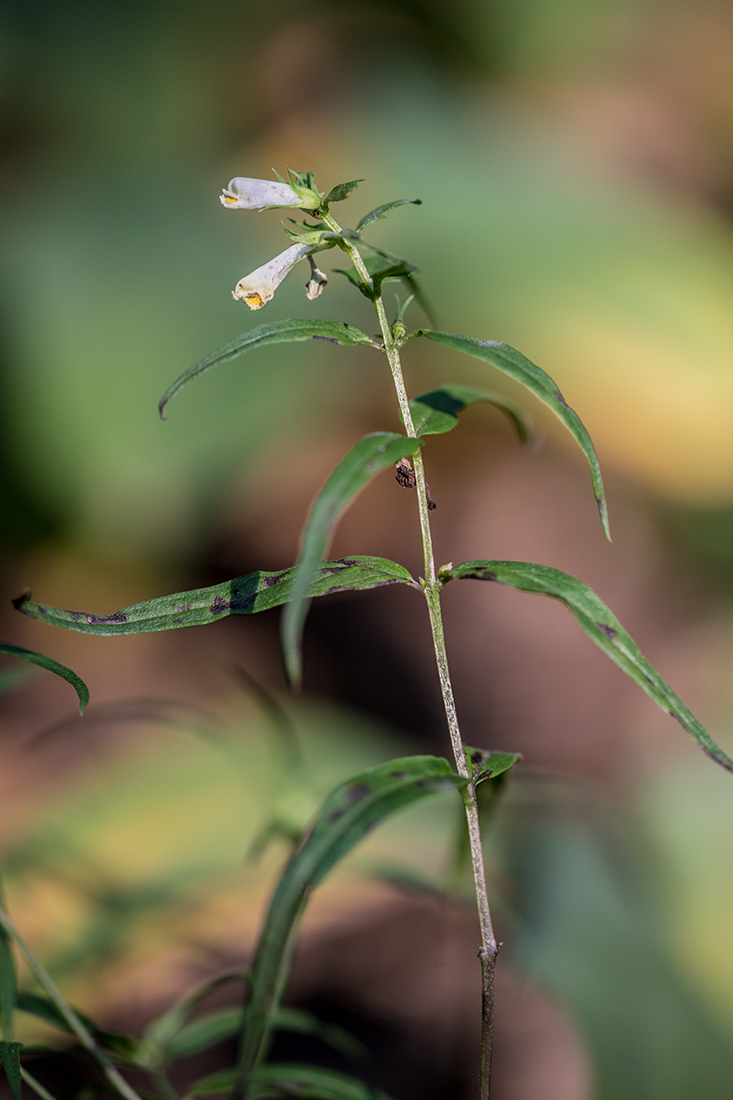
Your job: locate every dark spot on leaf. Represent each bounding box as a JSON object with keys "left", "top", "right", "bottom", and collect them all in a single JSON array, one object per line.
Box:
[
  {"left": 345, "top": 781, "right": 370, "bottom": 803},
  {"left": 554, "top": 389, "right": 568, "bottom": 407},
  {"left": 87, "top": 612, "right": 127, "bottom": 624},
  {"left": 327, "top": 809, "right": 344, "bottom": 822},
  {"left": 261, "top": 573, "right": 286, "bottom": 589},
  {"left": 70, "top": 611, "right": 83, "bottom": 622},
  {"left": 389, "top": 770, "right": 406, "bottom": 778},
  {"left": 414, "top": 779, "right": 426, "bottom": 788},
  {"left": 177, "top": 604, "right": 192, "bottom": 612},
  {"left": 322, "top": 565, "right": 345, "bottom": 575},
  {"left": 37, "top": 606, "right": 48, "bottom": 614},
  {"left": 312, "top": 335, "right": 338, "bottom": 343},
  {"left": 595, "top": 622, "right": 617, "bottom": 639},
  {"left": 334, "top": 558, "right": 359, "bottom": 568},
  {"left": 173, "top": 617, "right": 183, "bottom": 624},
  {"left": 470, "top": 751, "right": 484, "bottom": 765},
  {"left": 210, "top": 596, "right": 230, "bottom": 616},
  {"left": 473, "top": 569, "right": 497, "bottom": 582}
]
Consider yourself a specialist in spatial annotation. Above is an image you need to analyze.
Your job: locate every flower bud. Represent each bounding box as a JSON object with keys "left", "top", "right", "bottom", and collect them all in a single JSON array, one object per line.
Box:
[
  {"left": 220, "top": 177, "right": 304, "bottom": 211},
  {"left": 305, "top": 258, "right": 328, "bottom": 301},
  {"left": 233, "top": 243, "right": 312, "bottom": 310}
]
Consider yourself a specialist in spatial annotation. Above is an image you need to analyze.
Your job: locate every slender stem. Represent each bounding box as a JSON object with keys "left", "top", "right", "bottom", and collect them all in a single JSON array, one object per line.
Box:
[
  {"left": 322, "top": 213, "right": 499, "bottom": 1098},
  {"left": 0, "top": 904, "right": 144, "bottom": 1100},
  {"left": 20, "top": 1068, "right": 60, "bottom": 1100}
]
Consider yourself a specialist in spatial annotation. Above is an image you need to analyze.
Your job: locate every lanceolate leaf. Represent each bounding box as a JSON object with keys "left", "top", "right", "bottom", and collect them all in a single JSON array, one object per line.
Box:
[
  {"left": 334, "top": 255, "right": 416, "bottom": 300},
  {"left": 165, "top": 1005, "right": 364, "bottom": 1064},
  {"left": 0, "top": 919, "right": 16, "bottom": 1042},
  {"left": 191, "top": 1063, "right": 393, "bottom": 1099},
  {"left": 444, "top": 561, "right": 733, "bottom": 773},
  {"left": 15, "top": 993, "right": 136, "bottom": 1061},
  {"left": 282, "top": 434, "right": 423, "bottom": 686},
  {"left": 0, "top": 1042, "right": 22, "bottom": 1100},
  {"left": 356, "top": 198, "right": 422, "bottom": 232},
  {"left": 0, "top": 643, "right": 89, "bottom": 715},
  {"left": 409, "top": 384, "right": 531, "bottom": 443},
  {"left": 325, "top": 180, "right": 364, "bottom": 204},
  {"left": 415, "top": 331, "right": 610, "bottom": 539},
  {"left": 158, "top": 319, "right": 378, "bottom": 418},
  {"left": 235, "top": 756, "right": 465, "bottom": 1096},
  {"left": 13, "top": 557, "right": 417, "bottom": 638}
]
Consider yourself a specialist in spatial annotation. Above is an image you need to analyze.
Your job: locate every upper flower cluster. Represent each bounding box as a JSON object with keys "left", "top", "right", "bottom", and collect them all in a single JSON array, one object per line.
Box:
[{"left": 222, "top": 173, "right": 327, "bottom": 309}]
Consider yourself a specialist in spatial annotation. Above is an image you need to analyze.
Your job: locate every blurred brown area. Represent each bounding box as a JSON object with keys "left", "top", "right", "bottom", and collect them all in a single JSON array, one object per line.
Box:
[{"left": 3, "top": 1, "right": 733, "bottom": 1097}]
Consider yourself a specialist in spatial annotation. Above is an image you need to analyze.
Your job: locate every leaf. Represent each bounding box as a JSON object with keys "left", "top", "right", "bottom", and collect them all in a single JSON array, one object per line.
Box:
[
  {"left": 444, "top": 560, "right": 733, "bottom": 773},
  {"left": 325, "top": 180, "right": 363, "bottom": 204},
  {"left": 15, "top": 994, "right": 135, "bottom": 1061},
  {"left": 414, "top": 331, "right": 610, "bottom": 540},
  {"left": 409, "top": 384, "right": 531, "bottom": 443},
  {"left": 463, "top": 747, "right": 521, "bottom": 784},
  {"left": 13, "top": 556, "right": 417, "bottom": 638},
  {"left": 282, "top": 434, "right": 422, "bottom": 686},
  {"left": 0, "top": 922, "right": 16, "bottom": 1043},
  {"left": 251, "top": 1064, "right": 392, "bottom": 1100},
  {"left": 235, "top": 756, "right": 465, "bottom": 1094},
  {"left": 356, "top": 199, "right": 422, "bottom": 233},
  {"left": 334, "top": 255, "right": 416, "bottom": 300},
  {"left": 0, "top": 644, "right": 89, "bottom": 715},
  {"left": 272, "top": 1009, "right": 367, "bottom": 1064},
  {"left": 135, "top": 971, "right": 247, "bottom": 1070},
  {"left": 0, "top": 1042, "right": 22, "bottom": 1100},
  {"left": 158, "top": 319, "right": 377, "bottom": 418}
]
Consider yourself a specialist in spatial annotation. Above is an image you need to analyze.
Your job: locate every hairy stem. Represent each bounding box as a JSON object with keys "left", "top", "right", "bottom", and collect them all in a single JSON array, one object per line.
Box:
[
  {"left": 322, "top": 212, "right": 499, "bottom": 1097},
  {"left": 0, "top": 904, "right": 144, "bottom": 1100}
]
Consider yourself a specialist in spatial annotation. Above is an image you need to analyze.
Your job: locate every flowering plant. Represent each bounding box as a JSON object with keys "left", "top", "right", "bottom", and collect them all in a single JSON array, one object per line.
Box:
[{"left": 2, "top": 170, "right": 731, "bottom": 1100}]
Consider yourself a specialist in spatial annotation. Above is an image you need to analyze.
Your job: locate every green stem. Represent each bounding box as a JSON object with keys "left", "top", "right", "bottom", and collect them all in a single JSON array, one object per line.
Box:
[
  {"left": 0, "top": 904, "right": 144, "bottom": 1100},
  {"left": 322, "top": 213, "right": 499, "bottom": 1099},
  {"left": 20, "top": 1068, "right": 59, "bottom": 1100}
]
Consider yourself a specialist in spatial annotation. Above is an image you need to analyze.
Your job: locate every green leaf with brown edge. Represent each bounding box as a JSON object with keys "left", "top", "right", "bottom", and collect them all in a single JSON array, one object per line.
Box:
[
  {"left": 356, "top": 198, "right": 422, "bottom": 233},
  {"left": 13, "top": 556, "right": 417, "bottom": 638},
  {"left": 158, "top": 319, "right": 378, "bottom": 419},
  {"left": 325, "top": 180, "right": 364, "bottom": 204},
  {"left": 282, "top": 434, "right": 423, "bottom": 687},
  {"left": 0, "top": 1042, "right": 22, "bottom": 1100},
  {"left": 414, "top": 331, "right": 610, "bottom": 540},
  {"left": 234, "top": 756, "right": 466, "bottom": 1097},
  {"left": 409, "top": 384, "right": 531, "bottom": 443},
  {"left": 444, "top": 560, "right": 733, "bottom": 773},
  {"left": 0, "top": 644, "right": 89, "bottom": 715}
]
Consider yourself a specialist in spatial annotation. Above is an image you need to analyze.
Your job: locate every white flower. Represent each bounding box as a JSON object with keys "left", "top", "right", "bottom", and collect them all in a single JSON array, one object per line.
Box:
[
  {"left": 233, "top": 243, "right": 312, "bottom": 309},
  {"left": 220, "top": 177, "right": 304, "bottom": 211}
]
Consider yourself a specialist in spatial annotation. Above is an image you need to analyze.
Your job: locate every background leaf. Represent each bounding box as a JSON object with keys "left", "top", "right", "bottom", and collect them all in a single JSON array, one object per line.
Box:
[
  {"left": 0, "top": 920, "right": 16, "bottom": 1043},
  {"left": 0, "top": 1042, "right": 22, "bottom": 1100},
  {"left": 356, "top": 198, "right": 422, "bottom": 233},
  {"left": 14, "top": 557, "right": 417, "bottom": 638},
  {"left": 325, "top": 180, "right": 363, "bottom": 204},
  {"left": 158, "top": 319, "right": 377, "bottom": 418},
  {"left": 0, "top": 643, "right": 89, "bottom": 715},
  {"left": 415, "top": 331, "right": 610, "bottom": 539},
  {"left": 444, "top": 560, "right": 733, "bottom": 772},
  {"left": 250, "top": 1063, "right": 392, "bottom": 1100},
  {"left": 235, "top": 755, "right": 465, "bottom": 1093},
  {"left": 409, "top": 384, "right": 531, "bottom": 443},
  {"left": 282, "top": 434, "right": 422, "bottom": 686}
]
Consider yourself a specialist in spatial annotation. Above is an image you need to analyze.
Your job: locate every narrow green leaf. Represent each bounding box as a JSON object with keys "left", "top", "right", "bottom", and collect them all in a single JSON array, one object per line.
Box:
[
  {"left": 158, "top": 319, "right": 377, "bottom": 418},
  {"left": 236, "top": 756, "right": 465, "bottom": 1094},
  {"left": 334, "top": 255, "right": 416, "bottom": 300},
  {"left": 282, "top": 435, "right": 422, "bottom": 686},
  {"left": 136, "top": 971, "right": 247, "bottom": 1070},
  {"left": 165, "top": 1005, "right": 364, "bottom": 1064},
  {"left": 0, "top": 644, "right": 89, "bottom": 715},
  {"left": 251, "top": 1063, "right": 392, "bottom": 1100},
  {"left": 325, "top": 180, "right": 363, "bottom": 204},
  {"left": 463, "top": 747, "right": 521, "bottom": 784},
  {"left": 13, "top": 557, "right": 417, "bottom": 638},
  {"left": 409, "top": 384, "right": 531, "bottom": 443},
  {"left": 0, "top": 1042, "right": 23, "bottom": 1100},
  {"left": 356, "top": 198, "right": 422, "bottom": 233},
  {"left": 445, "top": 560, "right": 733, "bottom": 773},
  {"left": 15, "top": 994, "right": 135, "bottom": 1061},
  {"left": 0, "top": 922, "right": 16, "bottom": 1042},
  {"left": 415, "top": 331, "right": 610, "bottom": 539}
]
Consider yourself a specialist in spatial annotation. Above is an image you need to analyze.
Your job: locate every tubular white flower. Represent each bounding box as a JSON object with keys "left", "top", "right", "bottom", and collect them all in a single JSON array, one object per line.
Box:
[
  {"left": 233, "top": 243, "right": 312, "bottom": 310},
  {"left": 220, "top": 177, "right": 303, "bottom": 211}
]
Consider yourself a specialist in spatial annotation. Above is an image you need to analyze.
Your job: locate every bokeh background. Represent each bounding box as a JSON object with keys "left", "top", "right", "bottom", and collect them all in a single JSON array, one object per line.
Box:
[{"left": 2, "top": 1, "right": 733, "bottom": 1097}]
